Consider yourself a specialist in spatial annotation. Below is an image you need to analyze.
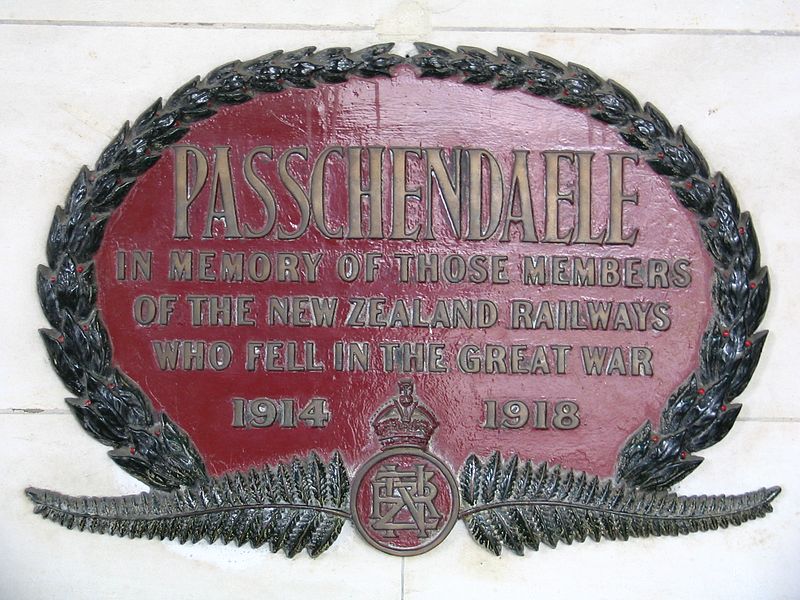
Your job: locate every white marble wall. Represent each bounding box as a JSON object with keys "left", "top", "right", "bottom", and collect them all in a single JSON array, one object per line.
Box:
[{"left": 1, "top": 1, "right": 798, "bottom": 598}]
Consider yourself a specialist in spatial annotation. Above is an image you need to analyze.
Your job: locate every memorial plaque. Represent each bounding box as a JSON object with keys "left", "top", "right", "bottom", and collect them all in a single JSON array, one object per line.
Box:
[{"left": 29, "top": 44, "right": 780, "bottom": 557}]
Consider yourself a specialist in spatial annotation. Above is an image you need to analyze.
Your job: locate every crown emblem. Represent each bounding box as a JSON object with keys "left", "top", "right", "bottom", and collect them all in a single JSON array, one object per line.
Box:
[{"left": 372, "top": 379, "right": 438, "bottom": 449}]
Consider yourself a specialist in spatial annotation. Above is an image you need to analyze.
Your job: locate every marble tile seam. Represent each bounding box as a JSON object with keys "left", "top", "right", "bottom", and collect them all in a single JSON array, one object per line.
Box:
[
  {"left": 0, "top": 19, "right": 374, "bottom": 31},
  {"left": 0, "top": 408, "right": 71, "bottom": 415},
  {"left": 400, "top": 556, "right": 406, "bottom": 600},
  {"left": 0, "top": 19, "right": 798, "bottom": 37},
  {"left": 435, "top": 25, "right": 800, "bottom": 36},
  {"left": 738, "top": 416, "right": 800, "bottom": 423}
]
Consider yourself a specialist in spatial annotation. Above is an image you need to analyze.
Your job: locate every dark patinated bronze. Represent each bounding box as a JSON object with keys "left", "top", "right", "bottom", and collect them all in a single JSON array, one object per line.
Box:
[
  {"left": 29, "top": 44, "right": 779, "bottom": 557},
  {"left": 350, "top": 381, "right": 459, "bottom": 556}
]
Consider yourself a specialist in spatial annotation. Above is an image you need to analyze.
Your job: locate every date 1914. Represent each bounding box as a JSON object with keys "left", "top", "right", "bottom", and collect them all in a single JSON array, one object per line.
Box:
[{"left": 232, "top": 397, "right": 331, "bottom": 429}]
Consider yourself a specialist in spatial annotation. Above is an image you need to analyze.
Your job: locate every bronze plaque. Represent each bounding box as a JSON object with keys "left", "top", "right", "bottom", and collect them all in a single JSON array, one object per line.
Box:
[{"left": 29, "top": 44, "right": 779, "bottom": 557}]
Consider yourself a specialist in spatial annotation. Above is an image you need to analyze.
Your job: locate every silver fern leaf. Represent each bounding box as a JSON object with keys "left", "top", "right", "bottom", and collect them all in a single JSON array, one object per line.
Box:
[
  {"left": 460, "top": 452, "right": 780, "bottom": 556},
  {"left": 26, "top": 452, "right": 349, "bottom": 558}
]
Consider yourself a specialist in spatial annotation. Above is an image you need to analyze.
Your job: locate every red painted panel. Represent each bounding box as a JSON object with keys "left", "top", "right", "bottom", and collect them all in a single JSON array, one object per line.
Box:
[{"left": 94, "top": 66, "right": 713, "bottom": 476}]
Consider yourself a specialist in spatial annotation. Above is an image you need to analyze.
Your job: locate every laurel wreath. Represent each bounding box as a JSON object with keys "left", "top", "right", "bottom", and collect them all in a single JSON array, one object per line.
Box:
[{"left": 33, "top": 43, "right": 772, "bottom": 555}]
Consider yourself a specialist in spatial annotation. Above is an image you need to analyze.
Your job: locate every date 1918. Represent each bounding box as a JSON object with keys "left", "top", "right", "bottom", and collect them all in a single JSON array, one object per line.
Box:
[
  {"left": 483, "top": 399, "right": 580, "bottom": 430},
  {"left": 232, "top": 397, "right": 331, "bottom": 429}
]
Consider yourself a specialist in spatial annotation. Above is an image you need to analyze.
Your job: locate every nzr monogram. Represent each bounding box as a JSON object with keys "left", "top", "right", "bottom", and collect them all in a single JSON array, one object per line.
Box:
[
  {"left": 370, "top": 462, "right": 441, "bottom": 538},
  {"left": 351, "top": 380, "right": 461, "bottom": 554}
]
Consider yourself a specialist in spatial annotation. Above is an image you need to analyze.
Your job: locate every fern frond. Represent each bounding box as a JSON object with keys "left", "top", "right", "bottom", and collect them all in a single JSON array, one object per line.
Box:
[
  {"left": 460, "top": 454, "right": 780, "bottom": 556},
  {"left": 26, "top": 452, "right": 350, "bottom": 558}
]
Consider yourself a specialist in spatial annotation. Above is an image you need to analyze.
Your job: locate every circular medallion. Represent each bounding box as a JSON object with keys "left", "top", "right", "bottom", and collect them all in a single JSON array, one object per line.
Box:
[{"left": 351, "top": 446, "right": 459, "bottom": 556}]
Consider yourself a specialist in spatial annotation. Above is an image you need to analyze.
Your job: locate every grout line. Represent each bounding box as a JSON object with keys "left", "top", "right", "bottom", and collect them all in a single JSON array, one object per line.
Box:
[
  {"left": 0, "top": 19, "right": 373, "bottom": 31},
  {"left": 401, "top": 557, "right": 405, "bottom": 600},
  {"left": 0, "top": 19, "right": 797, "bottom": 37},
  {"left": 738, "top": 416, "right": 800, "bottom": 423},
  {"left": 432, "top": 25, "right": 800, "bottom": 37},
  {"left": 0, "top": 409, "right": 70, "bottom": 415}
]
